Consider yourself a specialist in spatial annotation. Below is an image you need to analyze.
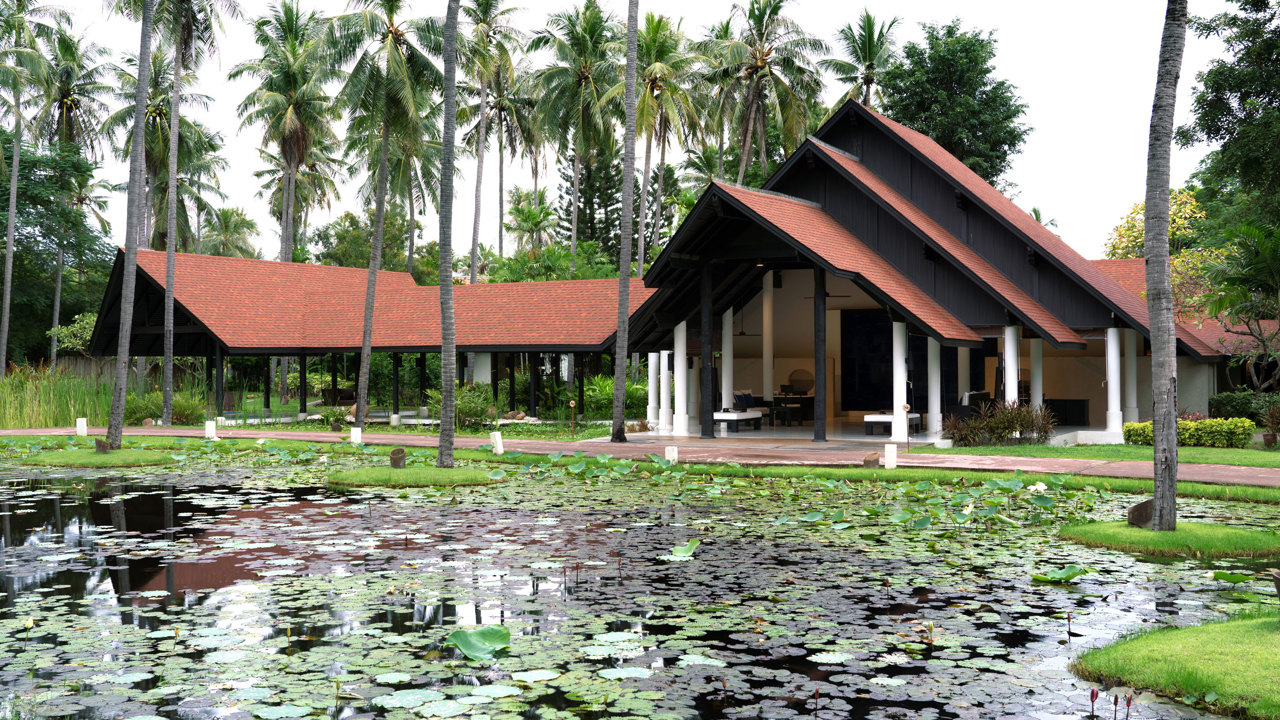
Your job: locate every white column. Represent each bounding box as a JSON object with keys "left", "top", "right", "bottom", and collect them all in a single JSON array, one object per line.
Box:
[
  {"left": 891, "top": 321, "right": 909, "bottom": 442},
  {"left": 1003, "top": 325, "right": 1020, "bottom": 405},
  {"left": 658, "top": 350, "right": 673, "bottom": 433},
  {"left": 720, "top": 307, "right": 734, "bottom": 411},
  {"left": 927, "top": 338, "right": 941, "bottom": 437},
  {"left": 1123, "top": 328, "right": 1139, "bottom": 422},
  {"left": 957, "top": 346, "right": 970, "bottom": 401},
  {"left": 762, "top": 271, "right": 775, "bottom": 402},
  {"left": 1106, "top": 327, "right": 1122, "bottom": 432},
  {"left": 1029, "top": 338, "right": 1044, "bottom": 408},
  {"left": 673, "top": 321, "right": 689, "bottom": 436},
  {"left": 646, "top": 352, "right": 659, "bottom": 425}
]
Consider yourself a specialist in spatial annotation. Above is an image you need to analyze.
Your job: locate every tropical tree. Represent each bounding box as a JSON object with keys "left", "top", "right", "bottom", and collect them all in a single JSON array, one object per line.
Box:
[
  {"left": 253, "top": 138, "right": 343, "bottom": 255},
  {"left": 0, "top": 0, "right": 62, "bottom": 378},
  {"left": 461, "top": 0, "right": 521, "bottom": 283},
  {"left": 1205, "top": 225, "right": 1280, "bottom": 391},
  {"left": 437, "top": 0, "right": 461, "bottom": 468},
  {"left": 328, "top": 0, "right": 441, "bottom": 427},
  {"left": 611, "top": 0, "right": 638, "bottom": 442},
  {"left": 692, "top": 19, "right": 735, "bottom": 181},
  {"left": 530, "top": 0, "right": 620, "bottom": 270},
  {"left": 818, "top": 9, "right": 899, "bottom": 107},
  {"left": 1144, "top": 0, "right": 1188, "bottom": 532},
  {"left": 712, "top": 0, "right": 827, "bottom": 184},
  {"left": 466, "top": 53, "right": 535, "bottom": 258},
  {"left": 503, "top": 186, "right": 556, "bottom": 253},
  {"left": 202, "top": 206, "right": 259, "bottom": 258},
  {"left": 37, "top": 27, "right": 111, "bottom": 156},
  {"left": 231, "top": 0, "right": 336, "bottom": 266},
  {"left": 107, "top": 0, "right": 157, "bottom": 449}
]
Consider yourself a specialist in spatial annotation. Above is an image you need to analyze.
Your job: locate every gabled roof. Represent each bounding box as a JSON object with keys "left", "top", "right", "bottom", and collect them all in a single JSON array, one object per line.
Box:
[
  {"left": 806, "top": 137, "right": 1086, "bottom": 349},
  {"left": 819, "top": 101, "right": 1219, "bottom": 359},
  {"left": 94, "top": 250, "right": 654, "bottom": 355},
  {"left": 713, "top": 182, "right": 982, "bottom": 345},
  {"left": 1093, "top": 258, "right": 1240, "bottom": 356}
]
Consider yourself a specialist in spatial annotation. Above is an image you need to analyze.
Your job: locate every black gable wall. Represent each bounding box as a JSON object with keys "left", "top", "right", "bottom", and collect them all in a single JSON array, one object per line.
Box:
[
  {"left": 817, "top": 111, "right": 1114, "bottom": 330},
  {"left": 770, "top": 160, "right": 1007, "bottom": 329}
]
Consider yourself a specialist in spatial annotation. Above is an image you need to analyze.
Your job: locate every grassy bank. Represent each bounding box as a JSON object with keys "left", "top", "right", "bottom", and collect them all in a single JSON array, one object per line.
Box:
[
  {"left": 1073, "top": 611, "right": 1280, "bottom": 719},
  {"left": 1059, "top": 521, "right": 1280, "bottom": 558},
  {"left": 911, "top": 443, "right": 1280, "bottom": 468},
  {"left": 328, "top": 466, "right": 499, "bottom": 489},
  {"left": 25, "top": 448, "right": 175, "bottom": 468}
]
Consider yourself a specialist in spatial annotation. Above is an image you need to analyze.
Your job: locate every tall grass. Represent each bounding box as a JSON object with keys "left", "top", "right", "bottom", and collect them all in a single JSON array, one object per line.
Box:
[{"left": 0, "top": 366, "right": 114, "bottom": 429}]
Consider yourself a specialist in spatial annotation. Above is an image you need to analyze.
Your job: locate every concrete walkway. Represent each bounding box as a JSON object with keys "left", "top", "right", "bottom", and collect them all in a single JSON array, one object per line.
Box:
[{"left": 3, "top": 426, "right": 1277, "bottom": 489}]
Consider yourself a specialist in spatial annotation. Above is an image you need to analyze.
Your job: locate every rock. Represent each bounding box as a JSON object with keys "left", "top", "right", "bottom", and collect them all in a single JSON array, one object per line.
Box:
[
  {"left": 861, "top": 452, "right": 880, "bottom": 469},
  {"left": 389, "top": 448, "right": 406, "bottom": 469},
  {"left": 1272, "top": 570, "right": 1280, "bottom": 599},
  {"left": 501, "top": 410, "right": 525, "bottom": 421},
  {"left": 142, "top": 418, "right": 154, "bottom": 427},
  {"left": 93, "top": 438, "right": 110, "bottom": 454},
  {"left": 1127, "top": 498, "right": 1154, "bottom": 529}
]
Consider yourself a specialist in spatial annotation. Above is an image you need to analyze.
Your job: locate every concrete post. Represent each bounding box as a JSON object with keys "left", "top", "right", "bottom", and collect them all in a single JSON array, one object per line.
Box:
[
  {"left": 957, "top": 346, "right": 970, "bottom": 401},
  {"left": 1003, "top": 325, "right": 1020, "bottom": 405},
  {"left": 891, "top": 321, "right": 909, "bottom": 442},
  {"left": 763, "top": 271, "right": 775, "bottom": 402},
  {"left": 673, "top": 322, "right": 689, "bottom": 436},
  {"left": 721, "top": 307, "right": 734, "bottom": 411},
  {"left": 1029, "top": 338, "right": 1044, "bottom": 408},
  {"left": 1106, "top": 327, "right": 1122, "bottom": 433},
  {"left": 927, "top": 337, "right": 941, "bottom": 437},
  {"left": 646, "top": 352, "right": 659, "bottom": 425},
  {"left": 659, "top": 350, "right": 673, "bottom": 433},
  {"left": 1123, "top": 328, "right": 1139, "bottom": 423}
]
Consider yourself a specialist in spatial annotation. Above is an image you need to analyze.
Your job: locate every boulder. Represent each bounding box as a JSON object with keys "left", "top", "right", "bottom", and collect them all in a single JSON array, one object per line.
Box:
[
  {"left": 142, "top": 418, "right": 154, "bottom": 427},
  {"left": 861, "top": 452, "right": 880, "bottom": 469},
  {"left": 93, "top": 438, "right": 111, "bottom": 454},
  {"left": 501, "top": 410, "right": 526, "bottom": 421},
  {"left": 1127, "top": 498, "right": 1154, "bottom": 529}
]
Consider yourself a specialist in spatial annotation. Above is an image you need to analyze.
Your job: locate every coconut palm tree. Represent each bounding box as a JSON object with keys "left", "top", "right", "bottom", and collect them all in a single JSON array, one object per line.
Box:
[
  {"left": 147, "top": 143, "right": 226, "bottom": 251},
  {"left": 107, "top": 0, "right": 156, "bottom": 449},
  {"left": 0, "top": 0, "right": 62, "bottom": 378},
  {"left": 253, "top": 137, "right": 343, "bottom": 254},
  {"left": 232, "top": 0, "right": 337, "bottom": 266},
  {"left": 461, "top": 0, "right": 521, "bottom": 283},
  {"left": 711, "top": 0, "right": 826, "bottom": 184},
  {"left": 1144, "top": 0, "right": 1188, "bottom": 531},
  {"left": 50, "top": 168, "right": 115, "bottom": 365},
  {"left": 503, "top": 187, "right": 556, "bottom": 253},
  {"left": 437, "top": 0, "right": 461, "bottom": 468},
  {"left": 818, "top": 10, "right": 898, "bottom": 107},
  {"left": 328, "top": 0, "right": 441, "bottom": 427},
  {"left": 202, "top": 206, "right": 259, "bottom": 258},
  {"left": 692, "top": 18, "right": 736, "bottom": 181},
  {"left": 529, "top": 0, "right": 620, "bottom": 270},
  {"left": 37, "top": 27, "right": 111, "bottom": 157},
  {"left": 464, "top": 53, "right": 535, "bottom": 259},
  {"left": 610, "top": 0, "right": 638, "bottom": 442}
]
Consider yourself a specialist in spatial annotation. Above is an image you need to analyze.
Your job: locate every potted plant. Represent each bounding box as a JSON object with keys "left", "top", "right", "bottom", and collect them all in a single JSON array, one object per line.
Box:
[{"left": 1263, "top": 405, "right": 1280, "bottom": 448}]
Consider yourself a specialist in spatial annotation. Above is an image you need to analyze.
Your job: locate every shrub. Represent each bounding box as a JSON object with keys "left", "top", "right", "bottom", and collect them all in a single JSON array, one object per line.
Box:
[
  {"left": 1208, "top": 390, "right": 1280, "bottom": 423},
  {"left": 125, "top": 391, "right": 206, "bottom": 425},
  {"left": 942, "top": 401, "right": 1057, "bottom": 446},
  {"left": 1123, "top": 417, "right": 1256, "bottom": 448},
  {"left": 425, "top": 383, "right": 498, "bottom": 427}
]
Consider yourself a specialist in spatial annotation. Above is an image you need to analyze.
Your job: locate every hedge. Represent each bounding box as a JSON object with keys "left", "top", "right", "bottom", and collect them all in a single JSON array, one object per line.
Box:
[
  {"left": 1208, "top": 391, "right": 1280, "bottom": 423},
  {"left": 1123, "top": 417, "right": 1256, "bottom": 449}
]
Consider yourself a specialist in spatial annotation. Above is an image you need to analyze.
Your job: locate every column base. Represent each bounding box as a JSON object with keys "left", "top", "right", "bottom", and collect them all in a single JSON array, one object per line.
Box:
[
  {"left": 672, "top": 415, "right": 689, "bottom": 437},
  {"left": 647, "top": 406, "right": 659, "bottom": 426},
  {"left": 1123, "top": 407, "right": 1139, "bottom": 423},
  {"left": 659, "top": 409, "right": 673, "bottom": 434},
  {"left": 1106, "top": 410, "right": 1124, "bottom": 434}
]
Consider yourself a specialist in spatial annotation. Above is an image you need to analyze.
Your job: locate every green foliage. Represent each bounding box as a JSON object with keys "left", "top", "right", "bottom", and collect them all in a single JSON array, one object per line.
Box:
[
  {"left": 1210, "top": 390, "right": 1280, "bottom": 423},
  {"left": 24, "top": 448, "right": 175, "bottom": 468},
  {"left": 1030, "top": 564, "right": 1093, "bottom": 584},
  {"left": 1124, "top": 418, "right": 1256, "bottom": 449},
  {"left": 582, "top": 373, "right": 647, "bottom": 418},
  {"left": 941, "top": 402, "right": 1056, "bottom": 446},
  {"left": 881, "top": 472, "right": 1102, "bottom": 532},
  {"left": 1104, "top": 188, "right": 1208, "bottom": 258},
  {"left": 124, "top": 391, "right": 207, "bottom": 426},
  {"left": 1061, "top": 521, "right": 1280, "bottom": 559},
  {"left": 878, "top": 20, "right": 1028, "bottom": 185},
  {"left": 426, "top": 383, "right": 498, "bottom": 427},
  {"left": 46, "top": 312, "right": 97, "bottom": 358},
  {"left": 310, "top": 208, "right": 437, "bottom": 284},
  {"left": 442, "top": 625, "right": 511, "bottom": 662},
  {"left": 1203, "top": 224, "right": 1280, "bottom": 391},
  {"left": 0, "top": 367, "right": 114, "bottom": 429},
  {"left": 327, "top": 466, "right": 496, "bottom": 489}
]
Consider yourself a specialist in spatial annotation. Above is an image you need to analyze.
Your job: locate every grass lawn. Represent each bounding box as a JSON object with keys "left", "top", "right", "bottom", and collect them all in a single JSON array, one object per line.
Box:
[
  {"left": 911, "top": 443, "right": 1280, "bottom": 468},
  {"left": 1059, "top": 521, "right": 1280, "bottom": 558},
  {"left": 1073, "top": 611, "right": 1280, "bottom": 719},
  {"left": 327, "top": 465, "right": 498, "bottom": 489},
  {"left": 24, "top": 447, "right": 175, "bottom": 468}
]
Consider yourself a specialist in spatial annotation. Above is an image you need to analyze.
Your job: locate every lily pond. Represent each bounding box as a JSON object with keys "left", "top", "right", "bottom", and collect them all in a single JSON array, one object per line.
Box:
[{"left": 1, "top": 441, "right": 1278, "bottom": 720}]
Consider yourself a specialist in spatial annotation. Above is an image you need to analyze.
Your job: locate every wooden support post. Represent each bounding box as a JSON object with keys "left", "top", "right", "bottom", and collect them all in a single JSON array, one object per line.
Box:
[
  {"left": 298, "top": 354, "right": 307, "bottom": 417},
  {"left": 576, "top": 352, "right": 585, "bottom": 415},
  {"left": 330, "top": 353, "right": 338, "bottom": 405},
  {"left": 392, "top": 353, "right": 401, "bottom": 417},
  {"left": 508, "top": 353, "right": 517, "bottom": 412},
  {"left": 529, "top": 353, "right": 541, "bottom": 418},
  {"left": 813, "top": 267, "right": 827, "bottom": 442},
  {"left": 700, "top": 268, "right": 715, "bottom": 439},
  {"left": 417, "top": 352, "right": 427, "bottom": 407},
  {"left": 263, "top": 357, "right": 271, "bottom": 411},
  {"left": 215, "top": 346, "right": 225, "bottom": 415}
]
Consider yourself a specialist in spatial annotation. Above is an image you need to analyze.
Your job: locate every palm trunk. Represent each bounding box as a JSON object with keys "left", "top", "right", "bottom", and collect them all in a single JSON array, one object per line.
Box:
[
  {"left": 1145, "top": 0, "right": 1188, "bottom": 532},
  {"left": 470, "top": 82, "right": 488, "bottom": 283},
  {"left": 195, "top": 206, "right": 202, "bottom": 254},
  {"left": 570, "top": 148, "right": 580, "bottom": 271},
  {"left": 735, "top": 109, "right": 755, "bottom": 185},
  {"left": 715, "top": 119, "right": 724, "bottom": 180},
  {"left": 637, "top": 132, "right": 652, "bottom": 277},
  {"left": 757, "top": 111, "right": 768, "bottom": 176},
  {"left": 49, "top": 246, "right": 63, "bottom": 365},
  {"left": 162, "top": 50, "right": 183, "bottom": 425},
  {"left": 437, "top": 0, "right": 461, "bottom": 468},
  {"left": 612, "top": 0, "right": 640, "bottom": 442},
  {"left": 0, "top": 84, "right": 21, "bottom": 378},
  {"left": 497, "top": 131, "right": 504, "bottom": 257},
  {"left": 355, "top": 119, "right": 393, "bottom": 427},
  {"left": 407, "top": 191, "right": 416, "bottom": 279},
  {"left": 652, "top": 123, "right": 668, "bottom": 256},
  {"left": 282, "top": 165, "right": 297, "bottom": 262}
]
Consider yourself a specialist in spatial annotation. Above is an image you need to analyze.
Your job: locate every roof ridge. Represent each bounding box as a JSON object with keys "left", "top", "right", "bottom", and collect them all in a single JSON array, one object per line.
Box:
[{"left": 712, "top": 180, "right": 824, "bottom": 209}]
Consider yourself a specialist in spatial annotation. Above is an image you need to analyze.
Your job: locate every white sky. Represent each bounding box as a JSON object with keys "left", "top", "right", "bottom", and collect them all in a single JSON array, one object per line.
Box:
[{"left": 82, "top": 0, "right": 1231, "bottom": 262}]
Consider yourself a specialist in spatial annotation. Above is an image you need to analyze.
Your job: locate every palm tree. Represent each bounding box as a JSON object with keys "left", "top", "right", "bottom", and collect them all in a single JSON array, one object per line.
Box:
[
  {"left": 202, "top": 206, "right": 259, "bottom": 257},
  {"left": 232, "top": 0, "right": 336, "bottom": 266},
  {"left": 465, "top": 53, "right": 535, "bottom": 259},
  {"left": 107, "top": 0, "right": 157, "bottom": 449},
  {"left": 503, "top": 186, "right": 556, "bottom": 253},
  {"left": 529, "top": 0, "right": 620, "bottom": 270},
  {"left": 253, "top": 138, "right": 342, "bottom": 254},
  {"left": 712, "top": 0, "right": 826, "bottom": 184},
  {"left": 437, "top": 0, "right": 461, "bottom": 468},
  {"left": 37, "top": 27, "right": 111, "bottom": 156},
  {"left": 610, "top": 0, "right": 638, "bottom": 442},
  {"left": 461, "top": 0, "right": 521, "bottom": 283},
  {"left": 0, "top": 0, "right": 61, "bottom": 378},
  {"left": 328, "top": 0, "right": 441, "bottom": 427},
  {"left": 818, "top": 10, "right": 898, "bottom": 107},
  {"left": 1144, "top": 0, "right": 1188, "bottom": 531},
  {"left": 50, "top": 168, "right": 114, "bottom": 365}
]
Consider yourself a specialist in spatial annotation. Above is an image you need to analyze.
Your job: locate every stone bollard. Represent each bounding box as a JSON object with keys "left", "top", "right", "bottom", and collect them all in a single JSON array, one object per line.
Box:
[
  {"left": 93, "top": 438, "right": 110, "bottom": 453},
  {"left": 389, "top": 448, "right": 406, "bottom": 469},
  {"left": 665, "top": 446, "right": 679, "bottom": 463},
  {"left": 75, "top": 418, "right": 87, "bottom": 437},
  {"left": 390, "top": 413, "right": 401, "bottom": 427},
  {"left": 862, "top": 452, "right": 880, "bottom": 469},
  {"left": 1127, "top": 499, "right": 1154, "bottom": 529},
  {"left": 1272, "top": 570, "right": 1280, "bottom": 600},
  {"left": 884, "top": 444, "right": 898, "bottom": 470},
  {"left": 204, "top": 421, "right": 218, "bottom": 441},
  {"left": 350, "top": 427, "right": 362, "bottom": 445},
  {"left": 489, "top": 431, "right": 504, "bottom": 455}
]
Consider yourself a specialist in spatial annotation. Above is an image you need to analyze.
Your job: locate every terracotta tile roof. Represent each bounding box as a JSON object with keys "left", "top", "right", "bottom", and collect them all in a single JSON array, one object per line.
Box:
[
  {"left": 713, "top": 182, "right": 981, "bottom": 344},
  {"left": 131, "top": 250, "right": 653, "bottom": 353},
  {"left": 1092, "top": 258, "right": 1238, "bottom": 356},
  {"left": 858, "top": 104, "right": 1220, "bottom": 359},
  {"left": 808, "top": 138, "right": 1085, "bottom": 348}
]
